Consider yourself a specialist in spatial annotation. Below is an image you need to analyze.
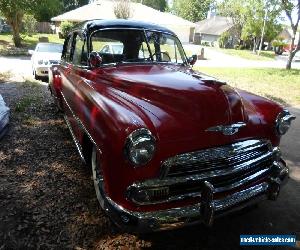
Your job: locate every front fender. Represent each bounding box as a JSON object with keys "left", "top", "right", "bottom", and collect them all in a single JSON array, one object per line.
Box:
[{"left": 238, "top": 89, "right": 283, "bottom": 146}]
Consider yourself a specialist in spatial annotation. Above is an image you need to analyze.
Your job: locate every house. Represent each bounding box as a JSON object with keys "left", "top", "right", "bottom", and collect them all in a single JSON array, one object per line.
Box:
[
  {"left": 194, "top": 16, "right": 237, "bottom": 47},
  {"left": 51, "top": 0, "right": 196, "bottom": 43},
  {"left": 279, "top": 28, "right": 300, "bottom": 45}
]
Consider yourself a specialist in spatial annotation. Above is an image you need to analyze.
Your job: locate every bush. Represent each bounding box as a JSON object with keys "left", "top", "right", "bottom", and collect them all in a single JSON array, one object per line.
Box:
[
  {"left": 218, "top": 31, "right": 230, "bottom": 48},
  {"left": 201, "top": 41, "right": 210, "bottom": 47},
  {"left": 23, "top": 14, "right": 37, "bottom": 36},
  {"left": 60, "top": 21, "right": 74, "bottom": 38},
  {"left": 234, "top": 44, "right": 245, "bottom": 50}
]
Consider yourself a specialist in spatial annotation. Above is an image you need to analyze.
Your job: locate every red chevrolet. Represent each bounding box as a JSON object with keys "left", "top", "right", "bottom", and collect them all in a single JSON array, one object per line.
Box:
[{"left": 49, "top": 19, "right": 296, "bottom": 232}]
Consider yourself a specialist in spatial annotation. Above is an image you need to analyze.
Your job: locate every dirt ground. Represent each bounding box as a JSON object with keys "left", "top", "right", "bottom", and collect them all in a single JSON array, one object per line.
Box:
[{"left": 0, "top": 79, "right": 299, "bottom": 250}]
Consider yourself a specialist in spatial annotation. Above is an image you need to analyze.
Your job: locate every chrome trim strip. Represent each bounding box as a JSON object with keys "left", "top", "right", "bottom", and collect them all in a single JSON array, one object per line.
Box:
[
  {"left": 60, "top": 91, "right": 102, "bottom": 155},
  {"left": 63, "top": 114, "right": 85, "bottom": 162}
]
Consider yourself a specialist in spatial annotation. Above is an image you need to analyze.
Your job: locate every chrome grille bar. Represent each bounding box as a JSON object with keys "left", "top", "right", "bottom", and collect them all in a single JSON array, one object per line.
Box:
[{"left": 161, "top": 139, "right": 271, "bottom": 178}]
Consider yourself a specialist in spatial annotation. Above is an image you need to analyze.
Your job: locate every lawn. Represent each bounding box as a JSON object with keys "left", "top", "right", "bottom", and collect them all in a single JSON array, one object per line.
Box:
[
  {"left": 197, "top": 67, "right": 300, "bottom": 106},
  {"left": 0, "top": 33, "right": 64, "bottom": 56},
  {"left": 217, "top": 48, "right": 276, "bottom": 61}
]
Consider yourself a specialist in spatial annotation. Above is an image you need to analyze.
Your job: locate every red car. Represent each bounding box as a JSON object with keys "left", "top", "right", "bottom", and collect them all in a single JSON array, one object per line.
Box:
[{"left": 49, "top": 20, "right": 296, "bottom": 232}]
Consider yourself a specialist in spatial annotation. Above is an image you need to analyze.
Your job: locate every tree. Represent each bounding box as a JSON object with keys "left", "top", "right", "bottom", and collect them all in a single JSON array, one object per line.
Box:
[
  {"left": 281, "top": 0, "right": 300, "bottom": 69},
  {"left": 32, "top": 0, "right": 62, "bottom": 22},
  {"left": 63, "top": 0, "right": 89, "bottom": 12},
  {"left": 218, "top": 0, "right": 246, "bottom": 42},
  {"left": 0, "top": 0, "right": 35, "bottom": 47},
  {"left": 23, "top": 14, "right": 37, "bottom": 36},
  {"left": 218, "top": 0, "right": 282, "bottom": 53},
  {"left": 60, "top": 21, "right": 74, "bottom": 38},
  {"left": 133, "top": 0, "right": 167, "bottom": 12},
  {"left": 172, "top": 0, "right": 212, "bottom": 22},
  {"left": 114, "top": 0, "right": 132, "bottom": 19}
]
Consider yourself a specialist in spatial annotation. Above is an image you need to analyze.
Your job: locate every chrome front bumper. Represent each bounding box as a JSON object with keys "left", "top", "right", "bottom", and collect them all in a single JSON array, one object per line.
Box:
[{"left": 100, "top": 159, "right": 289, "bottom": 233}]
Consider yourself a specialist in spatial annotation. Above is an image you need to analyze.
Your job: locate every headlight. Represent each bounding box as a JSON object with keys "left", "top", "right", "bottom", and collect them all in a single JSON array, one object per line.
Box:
[
  {"left": 124, "top": 128, "right": 156, "bottom": 166},
  {"left": 275, "top": 110, "right": 296, "bottom": 135},
  {"left": 38, "top": 60, "right": 43, "bottom": 65}
]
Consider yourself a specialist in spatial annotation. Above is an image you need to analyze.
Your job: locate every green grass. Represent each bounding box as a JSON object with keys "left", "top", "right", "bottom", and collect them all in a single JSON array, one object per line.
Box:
[
  {"left": 0, "top": 33, "right": 64, "bottom": 56},
  {"left": 217, "top": 48, "right": 276, "bottom": 61},
  {"left": 197, "top": 67, "right": 300, "bottom": 106}
]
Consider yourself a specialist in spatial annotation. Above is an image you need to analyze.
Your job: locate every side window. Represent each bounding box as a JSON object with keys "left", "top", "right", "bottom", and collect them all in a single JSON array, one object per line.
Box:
[
  {"left": 63, "top": 35, "right": 73, "bottom": 62},
  {"left": 72, "top": 33, "right": 87, "bottom": 66}
]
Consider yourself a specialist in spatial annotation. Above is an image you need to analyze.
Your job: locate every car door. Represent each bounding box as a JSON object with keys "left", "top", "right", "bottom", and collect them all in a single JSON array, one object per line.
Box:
[{"left": 61, "top": 32, "right": 90, "bottom": 144}]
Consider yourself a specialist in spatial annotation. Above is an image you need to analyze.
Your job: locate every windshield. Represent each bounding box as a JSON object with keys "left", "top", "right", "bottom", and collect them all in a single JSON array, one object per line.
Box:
[
  {"left": 91, "top": 29, "right": 187, "bottom": 65},
  {"left": 36, "top": 44, "right": 63, "bottom": 53}
]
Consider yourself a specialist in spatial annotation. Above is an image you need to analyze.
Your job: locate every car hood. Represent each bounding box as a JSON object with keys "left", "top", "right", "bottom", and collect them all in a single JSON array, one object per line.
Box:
[{"left": 93, "top": 64, "right": 265, "bottom": 149}]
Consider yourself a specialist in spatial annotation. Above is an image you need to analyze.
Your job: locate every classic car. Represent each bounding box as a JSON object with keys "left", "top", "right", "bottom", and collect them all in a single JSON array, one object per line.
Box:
[
  {"left": 49, "top": 19, "right": 296, "bottom": 232},
  {"left": 29, "top": 43, "right": 63, "bottom": 80}
]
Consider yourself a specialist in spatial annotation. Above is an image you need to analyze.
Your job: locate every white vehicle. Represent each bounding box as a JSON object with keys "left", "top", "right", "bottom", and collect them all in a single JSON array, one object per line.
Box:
[
  {"left": 100, "top": 43, "right": 124, "bottom": 55},
  {"left": 29, "top": 43, "right": 63, "bottom": 80}
]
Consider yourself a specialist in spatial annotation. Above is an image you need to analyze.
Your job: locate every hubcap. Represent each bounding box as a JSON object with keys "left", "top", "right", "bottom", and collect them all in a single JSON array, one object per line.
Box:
[{"left": 92, "top": 147, "right": 105, "bottom": 208}]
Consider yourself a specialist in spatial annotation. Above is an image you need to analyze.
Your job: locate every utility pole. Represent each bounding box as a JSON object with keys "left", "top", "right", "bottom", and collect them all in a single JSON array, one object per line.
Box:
[{"left": 258, "top": 3, "right": 268, "bottom": 55}]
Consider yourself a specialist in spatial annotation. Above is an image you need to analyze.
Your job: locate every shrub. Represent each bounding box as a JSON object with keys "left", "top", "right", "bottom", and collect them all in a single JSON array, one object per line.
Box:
[
  {"left": 114, "top": 0, "right": 132, "bottom": 19},
  {"left": 23, "top": 14, "right": 37, "bottom": 36},
  {"left": 201, "top": 41, "right": 210, "bottom": 47},
  {"left": 60, "top": 21, "right": 74, "bottom": 38},
  {"left": 218, "top": 31, "right": 230, "bottom": 48},
  {"left": 234, "top": 44, "right": 245, "bottom": 50}
]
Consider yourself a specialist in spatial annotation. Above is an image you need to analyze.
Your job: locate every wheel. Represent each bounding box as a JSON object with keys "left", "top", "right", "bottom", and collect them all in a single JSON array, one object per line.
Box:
[
  {"left": 91, "top": 146, "right": 121, "bottom": 233},
  {"left": 91, "top": 146, "right": 105, "bottom": 208}
]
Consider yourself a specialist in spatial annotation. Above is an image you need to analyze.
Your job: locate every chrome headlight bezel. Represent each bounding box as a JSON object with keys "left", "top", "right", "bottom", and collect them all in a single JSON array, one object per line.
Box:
[
  {"left": 275, "top": 109, "right": 296, "bottom": 135},
  {"left": 124, "top": 128, "right": 156, "bottom": 167}
]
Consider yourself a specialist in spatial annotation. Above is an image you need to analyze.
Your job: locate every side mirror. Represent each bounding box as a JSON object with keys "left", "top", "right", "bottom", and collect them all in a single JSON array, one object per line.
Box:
[
  {"left": 28, "top": 50, "right": 34, "bottom": 55},
  {"left": 88, "top": 51, "right": 102, "bottom": 68},
  {"left": 189, "top": 54, "right": 197, "bottom": 66}
]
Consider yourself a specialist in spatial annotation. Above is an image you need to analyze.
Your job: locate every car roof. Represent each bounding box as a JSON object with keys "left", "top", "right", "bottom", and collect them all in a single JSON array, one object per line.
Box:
[{"left": 74, "top": 19, "right": 176, "bottom": 36}]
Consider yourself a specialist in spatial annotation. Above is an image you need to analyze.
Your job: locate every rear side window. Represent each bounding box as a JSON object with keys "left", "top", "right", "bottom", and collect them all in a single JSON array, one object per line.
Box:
[{"left": 73, "top": 33, "right": 87, "bottom": 66}]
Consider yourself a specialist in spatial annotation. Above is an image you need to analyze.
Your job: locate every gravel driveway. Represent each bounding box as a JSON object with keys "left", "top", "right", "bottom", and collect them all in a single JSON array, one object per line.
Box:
[{"left": 0, "top": 79, "right": 299, "bottom": 249}]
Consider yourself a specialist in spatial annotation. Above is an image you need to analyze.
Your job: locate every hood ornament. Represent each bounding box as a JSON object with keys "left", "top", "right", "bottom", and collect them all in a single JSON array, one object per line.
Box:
[{"left": 206, "top": 122, "right": 246, "bottom": 136}]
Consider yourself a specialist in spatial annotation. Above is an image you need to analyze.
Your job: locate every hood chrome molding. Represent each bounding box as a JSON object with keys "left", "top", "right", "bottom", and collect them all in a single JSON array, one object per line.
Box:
[{"left": 206, "top": 122, "right": 246, "bottom": 136}]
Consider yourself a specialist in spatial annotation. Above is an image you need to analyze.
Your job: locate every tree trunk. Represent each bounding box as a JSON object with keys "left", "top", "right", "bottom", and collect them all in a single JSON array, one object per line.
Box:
[
  {"left": 12, "top": 22, "right": 22, "bottom": 48},
  {"left": 6, "top": 11, "right": 23, "bottom": 48},
  {"left": 286, "top": 37, "right": 295, "bottom": 70},
  {"left": 253, "top": 37, "right": 257, "bottom": 54}
]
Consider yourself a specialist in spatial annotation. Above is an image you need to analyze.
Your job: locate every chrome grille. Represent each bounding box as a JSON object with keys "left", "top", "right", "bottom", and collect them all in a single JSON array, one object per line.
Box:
[{"left": 161, "top": 140, "right": 272, "bottom": 178}]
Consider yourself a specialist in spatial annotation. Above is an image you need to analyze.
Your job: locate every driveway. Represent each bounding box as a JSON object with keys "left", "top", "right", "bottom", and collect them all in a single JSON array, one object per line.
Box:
[
  {"left": 0, "top": 56, "right": 32, "bottom": 80},
  {"left": 183, "top": 45, "right": 300, "bottom": 69}
]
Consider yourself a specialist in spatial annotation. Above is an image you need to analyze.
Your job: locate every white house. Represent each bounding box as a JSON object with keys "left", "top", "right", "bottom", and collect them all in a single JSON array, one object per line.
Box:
[{"left": 51, "top": 0, "right": 196, "bottom": 43}]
